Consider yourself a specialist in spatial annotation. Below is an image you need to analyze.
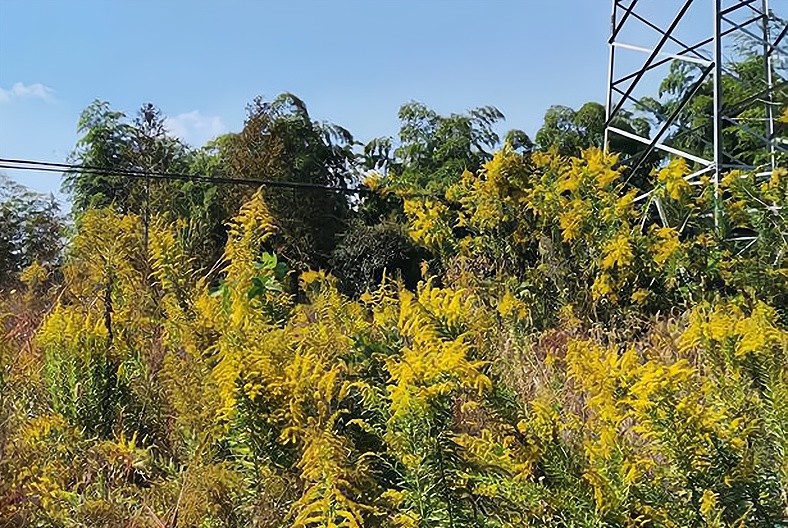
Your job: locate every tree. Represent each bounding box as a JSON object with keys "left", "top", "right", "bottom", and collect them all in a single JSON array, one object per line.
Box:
[
  {"left": 62, "top": 100, "right": 136, "bottom": 212},
  {"left": 0, "top": 175, "right": 64, "bottom": 286},
  {"left": 63, "top": 100, "right": 193, "bottom": 216},
  {"left": 62, "top": 100, "right": 235, "bottom": 271},
  {"left": 341, "top": 104, "right": 532, "bottom": 295},
  {"left": 638, "top": 52, "right": 788, "bottom": 171},
  {"left": 222, "top": 93, "right": 356, "bottom": 270},
  {"left": 371, "top": 101, "right": 524, "bottom": 194},
  {"left": 330, "top": 218, "right": 425, "bottom": 297},
  {"left": 535, "top": 101, "right": 652, "bottom": 159}
]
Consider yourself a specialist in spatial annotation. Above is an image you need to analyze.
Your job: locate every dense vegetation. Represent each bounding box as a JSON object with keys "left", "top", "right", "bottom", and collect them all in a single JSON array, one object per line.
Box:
[{"left": 1, "top": 50, "right": 788, "bottom": 527}]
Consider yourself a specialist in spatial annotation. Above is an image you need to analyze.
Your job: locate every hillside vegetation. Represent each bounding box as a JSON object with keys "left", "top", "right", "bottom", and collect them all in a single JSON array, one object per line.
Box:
[{"left": 2, "top": 48, "right": 788, "bottom": 524}]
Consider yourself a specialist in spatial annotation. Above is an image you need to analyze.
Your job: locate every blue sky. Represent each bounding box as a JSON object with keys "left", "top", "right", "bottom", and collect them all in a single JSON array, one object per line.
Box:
[{"left": 0, "top": 1, "right": 623, "bottom": 200}]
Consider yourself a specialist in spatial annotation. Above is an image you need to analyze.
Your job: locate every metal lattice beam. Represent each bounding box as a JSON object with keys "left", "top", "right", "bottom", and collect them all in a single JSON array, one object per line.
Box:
[{"left": 604, "top": 0, "right": 787, "bottom": 225}]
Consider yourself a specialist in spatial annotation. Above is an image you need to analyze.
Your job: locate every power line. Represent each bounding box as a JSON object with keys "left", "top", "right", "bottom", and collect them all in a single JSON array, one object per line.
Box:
[{"left": 0, "top": 157, "right": 372, "bottom": 195}]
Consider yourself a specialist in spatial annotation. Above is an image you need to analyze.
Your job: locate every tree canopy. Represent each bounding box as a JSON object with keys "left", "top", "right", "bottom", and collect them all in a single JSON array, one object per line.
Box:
[{"left": 0, "top": 175, "right": 63, "bottom": 287}]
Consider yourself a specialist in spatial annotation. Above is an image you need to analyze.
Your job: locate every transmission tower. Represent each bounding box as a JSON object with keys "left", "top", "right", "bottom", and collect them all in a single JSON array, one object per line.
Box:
[{"left": 604, "top": 0, "right": 787, "bottom": 227}]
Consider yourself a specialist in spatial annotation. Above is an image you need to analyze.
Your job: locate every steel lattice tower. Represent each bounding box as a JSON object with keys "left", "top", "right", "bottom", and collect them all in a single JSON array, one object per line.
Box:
[{"left": 604, "top": 0, "right": 787, "bottom": 227}]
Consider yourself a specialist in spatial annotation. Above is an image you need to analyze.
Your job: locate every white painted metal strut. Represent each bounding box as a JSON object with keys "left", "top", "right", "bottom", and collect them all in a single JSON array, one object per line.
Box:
[{"left": 604, "top": 0, "right": 786, "bottom": 230}]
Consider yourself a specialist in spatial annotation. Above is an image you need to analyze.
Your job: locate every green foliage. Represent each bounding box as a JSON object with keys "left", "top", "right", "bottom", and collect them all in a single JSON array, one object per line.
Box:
[
  {"left": 638, "top": 53, "right": 788, "bottom": 170},
  {"left": 534, "top": 102, "right": 658, "bottom": 187},
  {"left": 247, "top": 252, "right": 288, "bottom": 299},
  {"left": 222, "top": 93, "right": 356, "bottom": 271},
  {"left": 535, "top": 102, "right": 651, "bottom": 157},
  {"left": 64, "top": 100, "right": 193, "bottom": 214},
  {"left": 368, "top": 102, "right": 525, "bottom": 195},
  {"left": 0, "top": 175, "right": 64, "bottom": 287},
  {"left": 330, "top": 219, "right": 424, "bottom": 298},
  {"left": 3, "top": 87, "right": 788, "bottom": 527}
]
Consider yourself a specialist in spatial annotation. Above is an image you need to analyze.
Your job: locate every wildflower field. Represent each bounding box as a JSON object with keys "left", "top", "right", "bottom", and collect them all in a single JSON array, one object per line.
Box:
[{"left": 2, "top": 142, "right": 787, "bottom": 526}]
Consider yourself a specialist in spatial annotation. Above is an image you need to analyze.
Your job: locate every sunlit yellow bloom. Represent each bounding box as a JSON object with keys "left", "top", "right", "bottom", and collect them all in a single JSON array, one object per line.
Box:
[
  {"left": 601, "top": 233, "right": 633, "bottom": 270},
  {"left": 650, "top": 226, "right": 681, "bottom": 265},
  {"left": 656, "top": 158, "right": 691, "bottom": 200},
  {"left": 631, "top": 288, "right": 649, "bottom": 304},
  {"left": 559, "top": 199, "right": 588, "bottom": 241},
  {"left": 700, "top": 489, "right": 718, "bottom": 517},
  {"left": 592, "top": 273, "right": 616, "bottom": 301}
]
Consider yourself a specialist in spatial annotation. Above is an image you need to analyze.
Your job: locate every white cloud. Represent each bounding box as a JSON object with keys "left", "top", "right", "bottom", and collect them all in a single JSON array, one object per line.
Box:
[
  {"left": 0, "top": 82, "right": 54, "bottom": 103},
  {"left": 164, "top": 110, "right": 228, "bottom": 146}
]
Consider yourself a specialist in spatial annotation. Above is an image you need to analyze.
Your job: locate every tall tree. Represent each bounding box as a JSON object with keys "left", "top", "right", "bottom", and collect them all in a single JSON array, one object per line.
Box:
[
  {"left": 638, "top": 52, "right": 788, "bottom": 170},
  {"left": 340, "top": 103, "right": 531, "bottom": 296},
  {"left": 371, "top": 102, "right": 523, "bottom": 194},
  {"left": 63, "top": 100, "right": 192, "bottom": 215},
  {"left": 223, "top": 93, "right": 356, "bottom": 269},
  {"left": 63, "top": 100, "right": 237, "bottom": 271},
  {"left": 0, "top": 175, "right": 64, "bottom": 286},
  {"left": 63, "top": 100, "right": 136, "bottom": 212},
  {"left": 535, "top": 101, "right": 652, "bottom": 159}
]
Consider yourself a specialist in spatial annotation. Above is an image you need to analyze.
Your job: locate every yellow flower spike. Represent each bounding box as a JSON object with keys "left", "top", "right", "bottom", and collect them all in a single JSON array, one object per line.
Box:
[
  {"left": 592, "top": 273, "right": 616, "bottom": 301},
  {"left": 650, "top": 226, "right": 682, "bottom": 266},
  {"left": 656, "top": 158, "right": 692, "bottom": 201},
  {"left": 557, "top": 168, "right": 581, "bottom": 193},
  {"left": 498, "top": 291, "right": 530, "bottom": 321},
  {"left": 362, "top": 172, "right": 383, "bottom": 191},
  {"left": 631, "top": 289, "right": 650, "bottom": 304},
  {"left": 601, "top": 232, "right": 634, "bottom": 270},
  {"left": 700, "top": 489, "right": 718, "bottom": 517},
  {"left": 559, "top": 199, "right": 589, "bottom": 241},
  {"left": 614, "top": 190, "right": 636, "bottom": 217}
]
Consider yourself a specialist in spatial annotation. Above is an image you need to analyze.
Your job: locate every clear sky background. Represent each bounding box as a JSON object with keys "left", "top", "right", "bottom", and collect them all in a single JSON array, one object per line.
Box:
[{"left": 0, "top": 1, "right": 633, "bottom": 201}]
